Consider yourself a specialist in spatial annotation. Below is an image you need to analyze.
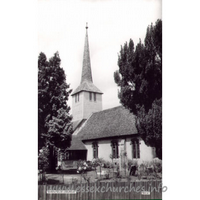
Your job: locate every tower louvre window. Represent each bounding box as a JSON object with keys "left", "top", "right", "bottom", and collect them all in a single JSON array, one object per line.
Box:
[
  {"left": 94, "top": 93, "right": 96, "bottom": 101},
  {"left": 89, "top": 92, "right": 92, "bottom": 101},
  {"left": 75, "top": 93, "right": 80, "bottom": 103}
]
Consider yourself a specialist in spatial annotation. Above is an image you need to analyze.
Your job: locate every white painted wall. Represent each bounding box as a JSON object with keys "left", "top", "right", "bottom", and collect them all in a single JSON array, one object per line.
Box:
[
  {"left": 85, "top": 141, "right": 93, "bottom": 161},
  {"left": 72, "top": 91, "right": 102, "bottom": 122},
  {"left": 126, "top": 138, "right": 133, "bottom": 160},
  {"left": 98, "top": 140, "right": 113, "bottom": 161},
  {"left": 125, "top": 138, "right": 155, "bottom": 162},
  {"left": 84, "top": 137, "right": 155, "bottom": 163},
  {"left": 72, "top": 92, "right": 84, "bottom": 121},
  {"left": 84, "top": 139, "right": 112, "bottom": 161},
  {"left": 139, "top": 140, "right": 156, "bottom": 161},
  {"left": 83, "top": 91, "right": 102, "bottom": 119}
]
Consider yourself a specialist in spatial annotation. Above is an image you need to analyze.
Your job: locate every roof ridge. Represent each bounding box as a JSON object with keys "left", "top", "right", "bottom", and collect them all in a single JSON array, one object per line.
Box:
[{"left": 91, "top": 105, "right": 124, "bottom": 115}]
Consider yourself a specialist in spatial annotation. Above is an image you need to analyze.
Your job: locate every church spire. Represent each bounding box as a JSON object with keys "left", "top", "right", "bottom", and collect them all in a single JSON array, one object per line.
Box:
[{"left": 81, "top": 22, "right": 93, "bottom": 83}]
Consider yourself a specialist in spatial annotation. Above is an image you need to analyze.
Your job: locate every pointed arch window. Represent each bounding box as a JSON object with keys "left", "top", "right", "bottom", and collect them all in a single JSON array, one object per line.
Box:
[
  {"left": 92, "top": 142, "right": 98, "bottom": 159},
  {"left": 131, "top": 139, "right": 140, "bottom": 159},
  {"left": 111, "top": 140, "right": 119, "bottom": 159}
]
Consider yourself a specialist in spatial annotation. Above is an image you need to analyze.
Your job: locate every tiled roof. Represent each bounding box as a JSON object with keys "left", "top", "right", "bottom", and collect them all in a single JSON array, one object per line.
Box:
[
  {"left": 71, "top": 80, "right": 103, "bottom": 95},
  {"left": 72, "top": 119, "right": 87, "bottom": 131},
  {"left": 71, "top": 26, "right": 103, "bottom": 96},
  {"left": 77, "top": 106, "right": 138, "bottom": 140},
  {"left": 72, "top": 120, "right": 81, "bottom": 131},
  {"left": 68, "top": 135, "right": 87, "bottom": 150}
]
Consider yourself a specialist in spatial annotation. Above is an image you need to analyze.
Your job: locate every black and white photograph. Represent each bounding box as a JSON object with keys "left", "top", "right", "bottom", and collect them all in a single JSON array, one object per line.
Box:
[
  {"left": 2, "top": 1, "right": 200, "bottom": 200},
  {"left": 38, "top": 0, "right": 162, "bottom": 199}
]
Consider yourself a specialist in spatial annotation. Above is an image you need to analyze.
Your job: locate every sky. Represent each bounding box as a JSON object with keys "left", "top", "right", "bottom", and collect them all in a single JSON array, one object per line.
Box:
[
  {"left": 38, "top": 0, "right": 162, "bottom": 112},
  {"left": 2, "top": 1, "right": 200, "bottom": 198}
]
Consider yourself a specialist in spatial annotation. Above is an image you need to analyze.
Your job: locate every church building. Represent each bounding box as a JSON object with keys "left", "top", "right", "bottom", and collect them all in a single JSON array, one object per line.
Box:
[{"left": 59, "top": 24, "right": 156, "bottom": 168}]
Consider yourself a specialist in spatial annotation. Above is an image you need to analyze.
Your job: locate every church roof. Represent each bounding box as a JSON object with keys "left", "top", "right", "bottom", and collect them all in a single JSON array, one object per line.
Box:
[
  {"left": 71, "top": 80, "right": 103, "bottom": 95},
  {"left": 67, "top": 135, "right": 87, "bottom": 150},
  {"left": 77, "top": 106, "right": 138, "bottom": 141},
  {"left": 72, "top": 119, "right": 87, "bottom": 132},
  {"left": 71, "top": 24, "right": 103, "bottom": 96}
]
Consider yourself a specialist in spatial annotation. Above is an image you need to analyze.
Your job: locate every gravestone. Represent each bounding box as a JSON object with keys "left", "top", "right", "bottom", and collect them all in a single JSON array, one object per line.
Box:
[{"left": 120, "top": 149, "right": 128, "bottom": 177}]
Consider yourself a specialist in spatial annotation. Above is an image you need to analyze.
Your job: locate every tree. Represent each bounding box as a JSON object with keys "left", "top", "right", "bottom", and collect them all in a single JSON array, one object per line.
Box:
[
  {"left": 114, "top": 19, "right": 162, "bottom": 159},
  {"left": 38, "top": 52, "right": 73, "bottom": 171},
  {"left": 136, "top": 99, "right": 162, "bottom": 159}
]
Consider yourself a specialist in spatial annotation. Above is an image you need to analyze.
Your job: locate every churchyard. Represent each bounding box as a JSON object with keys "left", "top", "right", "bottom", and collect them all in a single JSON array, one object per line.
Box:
[
  {"left": 38, "top": 161, "right": 162, "bottom": 200},
  {"left": 38, "top": 158, "right": 162, "bottom": 185}
]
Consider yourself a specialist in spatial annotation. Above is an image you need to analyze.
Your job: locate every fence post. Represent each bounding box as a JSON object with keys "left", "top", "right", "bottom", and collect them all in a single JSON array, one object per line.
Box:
[{"left": 42, "top": 185, "right": 46, "bottom": 200}]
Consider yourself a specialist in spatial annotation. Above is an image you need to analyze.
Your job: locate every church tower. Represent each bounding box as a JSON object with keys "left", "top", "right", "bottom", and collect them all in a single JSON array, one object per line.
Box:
[{"left": 71, "top": 24, "right": 103, "bottom": 122}]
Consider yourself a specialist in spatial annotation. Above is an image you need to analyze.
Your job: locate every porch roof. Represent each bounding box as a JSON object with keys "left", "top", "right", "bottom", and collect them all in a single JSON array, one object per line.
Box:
[{"left": 68, "top": 135, "right": 87, "bottom": 150}]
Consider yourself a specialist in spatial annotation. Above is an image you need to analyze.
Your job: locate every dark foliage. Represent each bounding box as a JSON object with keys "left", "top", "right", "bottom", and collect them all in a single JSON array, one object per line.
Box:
[
  {"left": 114, "top": 19, "right": 162, "bottom": 159},
  {"left": 38, "top": 52, "right": 73, "bottom": 170}
]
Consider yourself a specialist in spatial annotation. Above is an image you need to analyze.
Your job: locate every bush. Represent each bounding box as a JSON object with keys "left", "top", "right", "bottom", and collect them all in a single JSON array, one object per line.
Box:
[
  {"left": 91, "top": 158, "right": 105, "bottom": 168},
  {"left": 127, "top": 159, "right": 138, "bottom": 170},
  {"left": 105, "top": 173, "right": 109, "bottom": 179},
  {"left": 38, "top": 146, "right": 50, "bottom": 172},
  {"left": 77, "top": 160, "right": 93, "bottom": 173},
  {"left": 152, "top": 159, "right": 162, "bottom": 173},
  {"left": 104, "top": 160, "right": 114, "bottom": 169},
  {"left": 136, "top": 159, "right": 162, "bottom": 179},
  {"left": 77, "top": 158, "right": 109, "bottom": 174}
]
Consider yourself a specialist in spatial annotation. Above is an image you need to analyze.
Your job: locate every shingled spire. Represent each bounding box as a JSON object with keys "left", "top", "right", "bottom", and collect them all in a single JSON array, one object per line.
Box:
[
  {"left": 71, "top": 23, "right": 103, "bottom": 96},
  {"left": 81, "top": 23, "right": 93, "bottom": 83},
  {"left": 71, "top": 23, "right": 103, "bottom": 121}
]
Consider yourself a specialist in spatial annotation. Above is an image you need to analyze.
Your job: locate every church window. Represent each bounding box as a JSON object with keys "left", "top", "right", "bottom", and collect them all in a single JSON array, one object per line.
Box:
[
  {"left": 75, "top": 93, "right": 80, "bottom": 103},
  {"left": 89, "top": 92, "right": 92, "bottom": 101},
  {"left": 131, "top": 139, "right": 140, "bottom": 159},
  {"left": 111, "top": 141, "right": 119, "bottom": 159},
  {"left": 92, "top": 142, "right": 98, "bottom": 159},
  {"left": 94, "top": 93, "right": 96, "bottom": 101}
]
